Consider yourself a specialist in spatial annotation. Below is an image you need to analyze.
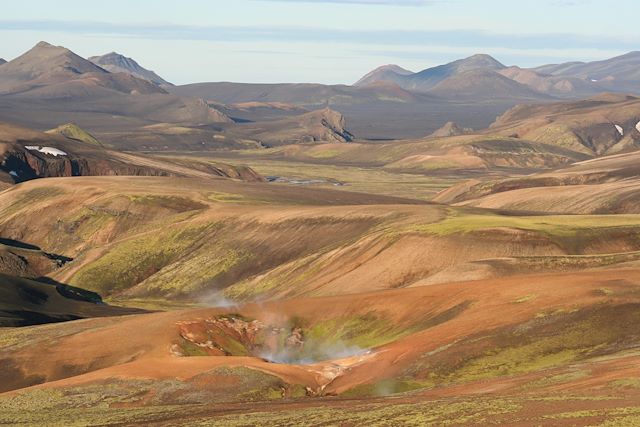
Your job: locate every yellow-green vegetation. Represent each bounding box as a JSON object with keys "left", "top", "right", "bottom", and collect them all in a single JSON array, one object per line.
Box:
[
  {"left": 128, "top": 195, "right": 206, "bottom": 212},
  {"left": 520, "top": 370, "right": 590, "bottom": 390},
  {"left": 303, "top": 312, "right": 406, "bottom": 352},
  {"left": 0, "top": 367, "right": 294, "bottom": 426},
  {"left": 177, "top": 339, "right": 211, "bottom": 356},
  {"left": 224, "top": 276, "right": 282, "bottom": 300},
  {"left": 46, "top": 123, "right": 104, "bottom": 147},
  {"left": 0, "top": 187, "right": 65, "bottom": 218},
  {"left": 342, "top": 378, "right": 431, "bottom": 397},
  {"left": 611, "top": 379, "right": 640, "bottom": 389},
  {"left": 62, "top": 206, "right": 115, "bottom": 241},
  {"left": 298, "top": 303, "right": 471, "bottom": 361},
  {"left": 105, "top": 297, "right": 202, "bottom": 311},
  {"left": 543, "top": 406, "right": 640, "bottom": 421},
  {"left": 306, "top": 148, "right": 343, "bottom": 159},
  {"left": 205, "top": 191, "right": 274, "bottom": 205},
  {"left": 487, "top": 252, "right": 640, "bottom": 276},
  {"left": 513, "top": 294, "right": 537, "bottom": 304},
  {"left": 528, "top": 123, "right": 593, "bottom": 155},
  {"left": 69, "top": 225, "right": 212, "bottom": 295},
  {"left": 38, "top": 194, "right": 207, "bottom": 253},
  {"left": 223, "top": 251, "right": 328, "bottom": 300},
  {"left": 0, "top": 391, "right": 516, "bottom": 426},
  {"left": 2, "top": 391, "right": 638, "bottom": 426},
  {"left": 207, "top": 191, "right": 247, "bottom": 203},
  {"left": 196, "top": 156, "right": 457, "bottom": 201},
  {"left": 411, "top": 208, "right": 640, "bottom": 237},
  {"left": 409, "top": 304, "right": 640, "bottom": 387},
  {"left": 448, "top": 346, "right": 578, "bottom": 385},
  {"left": 192, "top": 398, "right": 523, "bottom": 427},
  {"left": 137, "top": 246, "right": 252, "bottom": 296},
  {"left": 387, "top": 156, "right": 466, "bottom": 172}
]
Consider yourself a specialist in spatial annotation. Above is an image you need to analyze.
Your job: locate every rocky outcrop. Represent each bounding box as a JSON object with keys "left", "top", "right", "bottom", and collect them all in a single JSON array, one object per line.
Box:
[
  {"left": 0, "top": 147, "right": 171, "bottom": 183},
  {"left": 429, "top": 121, "right": 473, "bottom": 138},
  {"left": 0, "top": 122, "right": 265, "bottom": 185},
  {"left": 238, "top": 107, "right": 355, "bottom": 147},
  {"left": 317, "top": 108, "right": 355, "bottom": 143}
]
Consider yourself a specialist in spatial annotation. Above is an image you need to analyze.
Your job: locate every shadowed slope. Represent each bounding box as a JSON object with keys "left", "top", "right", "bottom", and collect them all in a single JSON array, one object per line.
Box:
[
  {"left": 490, "top": 93, "right": 640, "bottom": 155},
  {"left": 0, "top": 273, "right": 142, "bottom": 326}
]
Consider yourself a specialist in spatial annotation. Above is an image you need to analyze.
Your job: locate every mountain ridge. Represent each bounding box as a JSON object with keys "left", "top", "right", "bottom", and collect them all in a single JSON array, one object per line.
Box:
[{"left": 89, "top": 52, "right": 172, "bottom": 87}]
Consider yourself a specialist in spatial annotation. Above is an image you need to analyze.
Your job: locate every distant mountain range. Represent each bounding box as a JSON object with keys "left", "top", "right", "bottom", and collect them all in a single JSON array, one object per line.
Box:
[
  {"left": 357, "top": 54, "right": 505, "bottom": 92},
  {"left": 355, "top": 51, "right": 640, "bottom": 99},
  {"left": 0, "top": 42, "right": 233, "bottom": 144},
  {"left": 0, "top": 41, "right": 164, "bottom": 97},
  {"left": 3, "top": 42, "right": 640, "bottom": 142}
]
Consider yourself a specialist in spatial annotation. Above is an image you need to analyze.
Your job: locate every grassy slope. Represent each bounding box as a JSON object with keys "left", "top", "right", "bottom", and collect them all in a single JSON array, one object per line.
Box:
[{"left": 4, "top": 177, "right": 640, "bottom": 306}]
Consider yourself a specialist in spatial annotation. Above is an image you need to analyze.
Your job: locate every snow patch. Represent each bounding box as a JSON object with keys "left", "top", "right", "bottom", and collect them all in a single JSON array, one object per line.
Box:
[
  {"left": 615, "top": 124, "right": 624, "bottom": 136},
  {"left": 591, "top": 79, "right": 598, "bottom": 82},
  {"left": 636, "top": 121, "right": 640, "bottom": 133},
  {"left": 25, "top": 146, "right": 67, "bottom": 156},
  {"left": 8, "top": 171, "right": 17, "bottom": 177}
]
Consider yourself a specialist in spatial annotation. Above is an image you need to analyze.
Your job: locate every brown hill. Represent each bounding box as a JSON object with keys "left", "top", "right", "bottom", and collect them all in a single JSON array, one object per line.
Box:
[
  {"left": 490, "top": 94, "right": 640, "bottom": 155},
  {"left": 89, "top": 52, "right": 172, "bottom": 87},
  {"left": 429, "top": 69, "right": 550, "bottom": 101},
  {"left": 230, "top": 107, "right": 354, "bottom": 146},
  {"left": 434, "top": 149, "right": 640, "bottom": 214},
  {"left": 0, "top": 41, "right": 164, "bottom": 97},
  {"left": 428, "top": 121, "right": 472, "bottom": 137},
  {"left": 498, "top": 66, "right": 599, "bottom": 98},
  {"left": 353, "top": 64, "right": 414, "bottom": 87},
  {"left": 358, "top": 54, "right": 507, "bottom": 93},
  {"left": 535, "top": 51, "right": 640, "bottom": 93}
]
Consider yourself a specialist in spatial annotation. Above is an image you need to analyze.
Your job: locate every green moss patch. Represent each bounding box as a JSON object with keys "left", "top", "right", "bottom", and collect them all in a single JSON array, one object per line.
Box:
[
  {"left": 407, "top": 303, "right": 640, "bottom": 387},
  {"left": 69, "top": 225, "right": 210, "bottom": 295}
]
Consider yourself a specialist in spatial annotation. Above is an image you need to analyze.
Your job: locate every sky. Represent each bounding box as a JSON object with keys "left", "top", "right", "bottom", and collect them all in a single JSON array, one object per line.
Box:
[{"left": 1, "top": 0, "right": 639, "bottom": 85}]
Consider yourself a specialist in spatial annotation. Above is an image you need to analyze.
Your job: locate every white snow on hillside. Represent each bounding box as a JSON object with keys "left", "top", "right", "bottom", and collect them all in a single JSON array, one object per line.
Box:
[{"left": 25, "top": 146, "right": 67, "bottom": 156}]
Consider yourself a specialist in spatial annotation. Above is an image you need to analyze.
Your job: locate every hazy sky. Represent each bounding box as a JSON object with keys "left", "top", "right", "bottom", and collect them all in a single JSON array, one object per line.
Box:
[{"left": 1, "top": 0, "right": 639, "bottom": 85}]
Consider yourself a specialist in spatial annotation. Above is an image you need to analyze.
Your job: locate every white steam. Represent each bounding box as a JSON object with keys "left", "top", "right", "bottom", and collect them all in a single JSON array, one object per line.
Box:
[
  {"left": 198, "top": 291, "right": 238, "bottom": 308},
  {"left": 259, "top": 338, "right": 369, "bottom": 365}
]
